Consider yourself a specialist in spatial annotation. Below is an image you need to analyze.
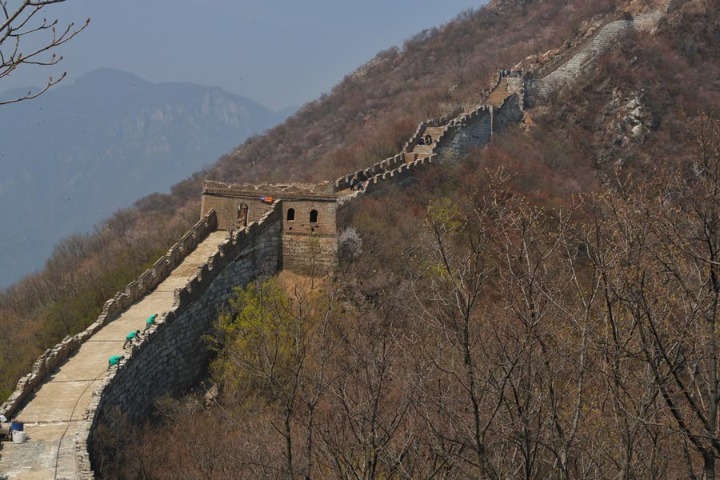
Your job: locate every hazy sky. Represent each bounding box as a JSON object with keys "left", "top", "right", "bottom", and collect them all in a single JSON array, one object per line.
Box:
[{"left": 5, "top": 0, "right": 487, "bottom": 111}]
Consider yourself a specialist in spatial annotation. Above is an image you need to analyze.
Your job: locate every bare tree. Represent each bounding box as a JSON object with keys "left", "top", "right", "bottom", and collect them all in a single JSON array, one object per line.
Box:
[
  {"left": 409, "top": 175, "right": 518, "bottom": 479},
  {"left": 494, "top": 199, "right": 602, "bottom": 480},
  {"left": 318, "top": 300, "right": 414, "bottom": 480},
  {"left": 0, "top": 0, "right": 89, "bottom": 104},
  {"left": 581, "top": 194, "right": 668, "bottom": 479},
  {"left": 210, "top": 277, "right": 343, "bottom": 479},
  {"left": 582, "top": 116, "right": 720, "bottom": 479}
]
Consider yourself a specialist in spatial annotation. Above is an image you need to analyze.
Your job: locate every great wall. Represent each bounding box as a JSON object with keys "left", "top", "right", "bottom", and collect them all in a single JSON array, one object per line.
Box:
[
  {"left": 0, "top": 3, "right": 669, "bottom": 478},
  {"left": 526, "top": 9, "right": 665, "bottom": 100}
]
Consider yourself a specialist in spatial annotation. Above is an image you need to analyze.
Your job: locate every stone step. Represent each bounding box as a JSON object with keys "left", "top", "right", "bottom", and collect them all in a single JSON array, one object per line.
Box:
[
  {"left": 538, "top": 18, "right": 634, "bottom": 95},
  {"left": 423, "top": 126, "right": 445, "bottom": 137},
  {"left": 484, "top": 77, "right": 513, "bottom": 107},
  {"left": 403, "top": 152, "right": 418, "bottom": 163},
  {"left": 411, "top": 145, "right": 434, "bottom": 155},
  {"left": 487, "top": 92, "right": 512, "bottom": 107}
]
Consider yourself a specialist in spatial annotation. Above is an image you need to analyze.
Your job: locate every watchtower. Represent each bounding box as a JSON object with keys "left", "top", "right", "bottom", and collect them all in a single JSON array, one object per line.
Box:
[{"left": 200, "top": 181, "right": 338, "bottom": 275}]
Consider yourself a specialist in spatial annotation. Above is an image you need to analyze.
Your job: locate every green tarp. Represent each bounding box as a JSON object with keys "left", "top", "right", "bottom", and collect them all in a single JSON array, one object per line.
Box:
[{"left": 108, "top": 355, "right": 123, "bottom": 366}]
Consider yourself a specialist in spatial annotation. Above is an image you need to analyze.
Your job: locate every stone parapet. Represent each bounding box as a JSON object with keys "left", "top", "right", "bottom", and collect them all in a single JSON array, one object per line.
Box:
[
  {"left": 4, "top": 20, "right": 538, "bottom": 478},
  {"left": 337, "top": 92, "right": 522, "bottom": 203},
  {"left": 0, "top": 211, "right": 218, "bottom": 422},
  {"left": 334, "top": 153, "right": 408, "bottom": 191},
  {"left": 79, "top": 204, "right": 283, "bottom": 478},
  {"left": 527, "top": 9, "right": 666, "bottom": 102}
]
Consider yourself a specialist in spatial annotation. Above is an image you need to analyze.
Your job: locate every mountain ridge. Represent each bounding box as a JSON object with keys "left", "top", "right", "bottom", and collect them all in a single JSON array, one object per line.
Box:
[
  {"left": 2, "top": 1, "right": 720, "bottom": 476},
  {"left": 0, "top": 68, "right": 291, "bottom": 288}
]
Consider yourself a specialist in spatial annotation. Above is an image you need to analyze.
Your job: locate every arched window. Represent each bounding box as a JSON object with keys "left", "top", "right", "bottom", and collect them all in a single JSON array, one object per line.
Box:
[
  {"left": 236, "top": 203, "right": 248, "bottom": 228},
  {"left": 287, "top": 208, "right": 295, "bottom": 221},
  {"left": 310, "top": 209, "right": 318, "bottom": 223}
]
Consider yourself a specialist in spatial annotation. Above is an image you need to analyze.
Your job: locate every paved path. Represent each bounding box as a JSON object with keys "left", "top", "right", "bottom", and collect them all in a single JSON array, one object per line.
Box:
[{"left": 0, "top": 231, "right": 228, "bottom": 480}]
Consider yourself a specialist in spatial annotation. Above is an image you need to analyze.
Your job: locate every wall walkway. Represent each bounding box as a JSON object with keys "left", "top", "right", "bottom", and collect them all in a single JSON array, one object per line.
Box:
[
  {"left": 529, "top": 9, "right": 666, "bottom": 99},
  {"left": 0, "top": 228, "right": 229, "bottom": 479},
  {"left": 334, "top": 90, "right": 523, "bottom": 203},
  {"left": 0, "top": 76, "right": 524, "bottom": 478},
  {"left": 1, "top": 1, "right": 657, "bottom": 475}
]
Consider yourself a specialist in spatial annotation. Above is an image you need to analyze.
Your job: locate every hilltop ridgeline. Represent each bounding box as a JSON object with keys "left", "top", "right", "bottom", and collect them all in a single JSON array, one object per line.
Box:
[
  {"left": 3, "top": 0, "right": 688, "bottom": 478},
  {"left": 0, "top": 55, "right": 530, "bottom": 477}
]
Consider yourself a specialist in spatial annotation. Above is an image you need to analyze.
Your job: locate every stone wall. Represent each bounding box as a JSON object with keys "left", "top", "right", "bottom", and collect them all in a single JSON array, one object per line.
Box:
[
  {"left": 280, "top": 199, "right": 337, "bottom": 275},
  {"left": 0, "top": 211, "right": 218, "bottom": 421},
  {"left": 492, "top": 94, "right": 523, "bottom": 136},
  {"left": 3, "top": 49, "right": 531, "bottom": 480},
  {"left": 79, "top": 204, "right": 283, "bottom": 478},
  {"left": 200, "top": 182, "right": 338, "bottom": 276},
  {"left": 25, "top": 6, "right": 675, "bottom": 476},
  {"left": 201, "top": 181, "right": 336, "bottom": 231},
  {"left": 201, "top": 192, "right": 267, "bottom": 231},
  {"left": 333, "top": 111, "right": 458, "bottom": 191},
  {"left": 436, "top": 94, "right": 522, "bottom": 161},
  {"left": 336, "top": 93, "right": 522, "bottom": 204},
  {"left": 437, "top": 107, "right": 492, "bottom": 161},
  {"left": 332, "top": 110, "right": 487, "bottom": 191},
  {"left": 526, "top": 9, "right": 666, "bottom": 103},
  {"left": 201, "top": 183, "right": 278, "bottom": 231},
  {"left": 282, "top": 232, "right": 337, "bottom": 276},
  {"left": 363, "top": 154, "right": 439, "bottom": 194},
  {"left": 280, "top": 199, "right": 336, "bottom": 237},
  {"left": 334, "top": 152, "right": 408, "bottom": 191}
]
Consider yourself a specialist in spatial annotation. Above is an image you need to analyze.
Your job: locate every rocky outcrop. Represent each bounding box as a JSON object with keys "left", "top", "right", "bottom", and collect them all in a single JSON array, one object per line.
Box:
[{"left": 594, "top": 90, "right": 656, "bottom": 166}]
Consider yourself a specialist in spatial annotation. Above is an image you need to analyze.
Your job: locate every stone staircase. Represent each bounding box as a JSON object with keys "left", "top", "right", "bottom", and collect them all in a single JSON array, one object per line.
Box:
[
  {"left": 532, "top": 9, "right": 666, "bottom": 98},
  {"left": 409, "top": 125, "right": 447, "bottom": 156},
  {"left": 537, "top": 20, "right": 634, "bottom": 96},
  {"left": 333, "top": 74, "right": 523, "bottom": 201},
  {"left": 333, "top": 8, "right": 670, "bottom": 200},
  {"left": 420, "top": 126, "right": 446, "bottom": 144},
  {"left": 486, "top": 78, "right": 513, "bottom": 107},
  {"left": 3, "top": 6, "right": 675, "bottom": 480}
]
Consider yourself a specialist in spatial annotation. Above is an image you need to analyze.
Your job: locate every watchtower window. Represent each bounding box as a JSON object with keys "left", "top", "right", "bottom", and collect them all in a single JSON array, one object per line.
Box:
[
  {"left": 310, "top": 209, "right": 318, "bottom": 223},
  {"left": 287, "top": 208, "right": 295, "bottom": 221},
  {"left": 236, "top": 203, "right": 248, "bottom": 228}
]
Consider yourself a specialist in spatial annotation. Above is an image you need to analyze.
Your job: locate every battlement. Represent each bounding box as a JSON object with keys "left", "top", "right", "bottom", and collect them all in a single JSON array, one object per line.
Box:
[
  {"left": 524, "top": 9, "right": 666, "bottom": 102},
  {"left": 0, "top": 39, "right": 534, "bottom": 480},
  {"left": 333, "top": 90, "right": 522, "bottom": 197},
  {"left": 203, "top": 180, "right": 336, "bottom": 199},
  {"left": 0, "top": 211, "right": 218, "bottom": 422}
]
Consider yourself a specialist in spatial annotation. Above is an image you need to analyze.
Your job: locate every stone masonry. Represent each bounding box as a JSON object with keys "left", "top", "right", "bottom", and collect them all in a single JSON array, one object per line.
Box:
[
  {"left": 527, "top": 9, "right": 667, "bottom": 101},
  {"left": 0, "top": 61, "right": 575, "bottom": 480},
  {"left": 0, "top": 212, "right": 227, "bottom": 479},
  {"left": 85, "top": 206, "right": 283, "bottom": 475},
  {"left": 3, "top": 3, "right": 650, "bottom": 473},
  {"left": 201, "top": 181, "right": 338, "bottom": 276}
]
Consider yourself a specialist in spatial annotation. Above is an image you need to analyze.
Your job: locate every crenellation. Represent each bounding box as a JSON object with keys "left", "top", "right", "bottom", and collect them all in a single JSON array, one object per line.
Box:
[
  {"left": 85, "top": 206, "right": 284, "bottom": 459},
  {"left": 0, "top": 210, "right": 217, "bottom": 422},
  {"left": 1, "top": 39, "right": 535, "bottom": 479}
]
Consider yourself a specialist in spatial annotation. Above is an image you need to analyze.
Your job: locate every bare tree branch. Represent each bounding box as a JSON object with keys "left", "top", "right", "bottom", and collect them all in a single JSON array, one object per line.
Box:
[{"left": 0, "top": 0, "right": 88, "bottom": 104}]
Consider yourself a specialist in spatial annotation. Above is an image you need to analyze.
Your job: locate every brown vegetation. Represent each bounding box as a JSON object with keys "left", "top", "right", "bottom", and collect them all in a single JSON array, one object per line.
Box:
[
  {"left": 5, "top": 0, "right": 720, "bottom": 476},
  {"left": 0, "top": 0, "right": 623, "bottom": 399},
  {"left": 101, "top": 116, "right": 720, "bottom": 478}
]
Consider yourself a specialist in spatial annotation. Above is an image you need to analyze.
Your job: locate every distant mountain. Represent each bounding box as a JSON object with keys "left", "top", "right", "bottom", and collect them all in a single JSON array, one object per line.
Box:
[{"left": 0, "top": 68, "right": 289, "bottom": 288}]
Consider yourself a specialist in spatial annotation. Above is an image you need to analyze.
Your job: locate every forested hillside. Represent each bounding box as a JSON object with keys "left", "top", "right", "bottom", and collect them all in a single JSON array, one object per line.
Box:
[{"left": 4, "top": 0, "right": 720, "bottom": 476}]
